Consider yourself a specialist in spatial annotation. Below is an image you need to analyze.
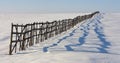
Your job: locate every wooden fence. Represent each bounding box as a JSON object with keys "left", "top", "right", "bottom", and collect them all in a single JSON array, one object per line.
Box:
[{"left": 9, "top": 11, "right": 100, "bottom": 55}]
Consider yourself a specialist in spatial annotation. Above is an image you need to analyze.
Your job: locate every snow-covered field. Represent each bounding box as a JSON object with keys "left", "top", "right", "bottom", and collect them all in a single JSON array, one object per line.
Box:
[{"left": 0, "top": 13, "right": 120, "bottom": 63}]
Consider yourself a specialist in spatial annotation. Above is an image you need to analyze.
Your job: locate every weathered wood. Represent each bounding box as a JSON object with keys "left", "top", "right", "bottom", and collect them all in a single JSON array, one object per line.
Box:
[
  {"left": 9, "top": 23, "right": 13, "bottom": 55},
  {"left": 9, "top": 11, "right": 100, "bottom": 55}
]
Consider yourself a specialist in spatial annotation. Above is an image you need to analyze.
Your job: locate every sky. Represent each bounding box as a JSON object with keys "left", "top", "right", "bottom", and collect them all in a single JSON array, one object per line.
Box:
[{"left": 0, "top": 0, "right": 120, "bottom": 13}]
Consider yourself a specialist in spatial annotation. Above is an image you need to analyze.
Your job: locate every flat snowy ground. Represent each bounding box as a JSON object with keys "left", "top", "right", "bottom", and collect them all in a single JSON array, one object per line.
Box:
[{"left": 0, "top": 13, "right": 120, "bottom": 63}]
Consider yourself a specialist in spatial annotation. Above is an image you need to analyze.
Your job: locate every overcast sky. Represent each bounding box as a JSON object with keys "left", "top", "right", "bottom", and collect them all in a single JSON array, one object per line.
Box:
[{"left": 0, "top": 0, "right": 120, "bottom": 13}]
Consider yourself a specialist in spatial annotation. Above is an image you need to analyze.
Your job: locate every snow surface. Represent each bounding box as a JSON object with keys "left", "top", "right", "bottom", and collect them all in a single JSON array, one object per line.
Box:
[{"left": 0, "top": 13, "right": 120, "bottom": 63}]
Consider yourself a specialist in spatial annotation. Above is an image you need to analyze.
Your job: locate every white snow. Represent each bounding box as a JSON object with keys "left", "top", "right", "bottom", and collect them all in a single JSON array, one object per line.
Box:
[{"left": 0, "top": 12, "right": 120, "bottom": 63}]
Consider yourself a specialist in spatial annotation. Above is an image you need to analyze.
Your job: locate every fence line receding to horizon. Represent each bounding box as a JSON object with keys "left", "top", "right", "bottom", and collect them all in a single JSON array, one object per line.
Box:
[{"left": 9, "top": 11, "right": 100, "bottom": 55}]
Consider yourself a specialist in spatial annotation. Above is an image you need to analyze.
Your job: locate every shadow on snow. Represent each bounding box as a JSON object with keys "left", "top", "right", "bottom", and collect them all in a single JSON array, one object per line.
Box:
[
  {"left": 64, "top": 16, "right": 111, "bottom": 54},
  {"left": 43, "top": 29, "right": 77, "bottom": 52},
  {"left": 65, "top": 26, "right": 89, "bottom": 51},
  {"left": 94, "top": 19, "right": 111, "bottom": 53},
  {"left": 43, "top": 15, "right": 112, "bottom": 54}
]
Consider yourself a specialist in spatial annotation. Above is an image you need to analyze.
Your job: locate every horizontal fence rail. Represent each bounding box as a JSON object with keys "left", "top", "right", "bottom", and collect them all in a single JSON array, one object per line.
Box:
[{"left": 9, "top": 11, "right": 100, "bottom": 55}]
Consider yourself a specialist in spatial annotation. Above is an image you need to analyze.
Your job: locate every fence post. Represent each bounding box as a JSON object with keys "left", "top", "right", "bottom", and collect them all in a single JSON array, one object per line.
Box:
[
  {"left": 9, "top": 23, "right": 13, "bottom": 55},
  {"left": 29, "top": 23, "right": 33, "bottom": 46},
  {"left": 45, "top": 22, "right": 48, "bottom": 40},
  {"left": 15, "top": 24, "right": 18, "bottom": 52},
  {"left": 40, "top": 23, "right": 43, "bottom": 42},
  {"left": 21, "top": 31, "right": 26, "bottom": 50},
  {"left": 55, "top": 21, "right": 58, "bottom": 35}
]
